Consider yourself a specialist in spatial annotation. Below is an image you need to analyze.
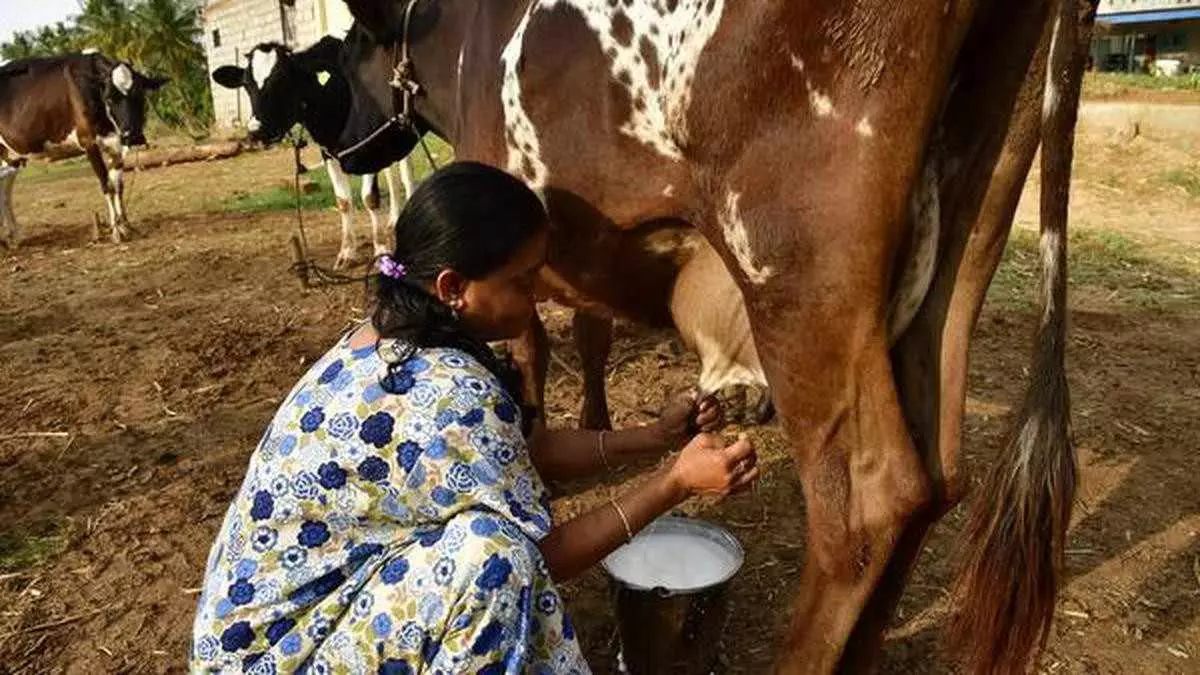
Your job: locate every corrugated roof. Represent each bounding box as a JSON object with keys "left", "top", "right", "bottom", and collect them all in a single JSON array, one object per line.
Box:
[{"left": 1099, "top": 8, "right": 1200, "bottom": 24}]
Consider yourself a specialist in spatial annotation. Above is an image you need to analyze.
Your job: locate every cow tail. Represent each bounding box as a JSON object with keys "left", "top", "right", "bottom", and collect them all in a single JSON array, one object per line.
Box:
[{"left": 949, "top": 1, "right": 1100, "bottom": 673}]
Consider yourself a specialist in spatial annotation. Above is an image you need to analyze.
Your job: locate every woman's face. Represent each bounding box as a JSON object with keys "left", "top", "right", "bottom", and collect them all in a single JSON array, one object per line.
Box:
[{"left": 455, "top": 228, "right": 547, "bottom": 342}]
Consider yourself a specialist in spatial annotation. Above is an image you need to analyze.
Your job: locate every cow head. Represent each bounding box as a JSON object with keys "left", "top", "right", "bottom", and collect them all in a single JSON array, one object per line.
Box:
[
  {"left": 103, "top": 62, "right": 168, "bottom": 147},
  {"left": 213, "top": 44, "right": 295, "bottom": 144},
  {"left": 213, "top": 42, "right": 336, "bottom": 145}
]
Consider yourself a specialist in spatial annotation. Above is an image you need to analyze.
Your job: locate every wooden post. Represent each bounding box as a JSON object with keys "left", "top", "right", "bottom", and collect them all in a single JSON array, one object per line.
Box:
[
  {"left": 234, "top": 47, "right": 242, "bottom": 125},
  {"left": 289, "top": 235, "right": 311, "bottom": 289}
]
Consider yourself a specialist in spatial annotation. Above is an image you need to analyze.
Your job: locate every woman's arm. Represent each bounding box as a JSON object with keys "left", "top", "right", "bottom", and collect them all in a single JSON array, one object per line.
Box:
[
  {"left": 538, "top": 433, "right": 758, "bottom": 583},
  {"left": 528, "top": 425, "right": 664, "bottom": 481},
  {"left": 528, "top": 395, "right": 723, "bottom": 481}
]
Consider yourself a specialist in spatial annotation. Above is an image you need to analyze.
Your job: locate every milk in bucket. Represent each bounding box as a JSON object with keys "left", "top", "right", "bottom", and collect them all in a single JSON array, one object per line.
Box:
[
  {"left": 603, "top": 517, "right": 744, "bottom": 674},
  {"left": 604, "top": 527, "right": 741, "bottom": 591}
]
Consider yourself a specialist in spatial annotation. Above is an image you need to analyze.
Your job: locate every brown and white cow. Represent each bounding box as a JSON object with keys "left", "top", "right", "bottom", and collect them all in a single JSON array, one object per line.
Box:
[
  {"left": 338, "top": 0, "right": 1099, "bottom": 672},
  {"left": 0, "top": 52, "right": 166, "bottom": 247}
]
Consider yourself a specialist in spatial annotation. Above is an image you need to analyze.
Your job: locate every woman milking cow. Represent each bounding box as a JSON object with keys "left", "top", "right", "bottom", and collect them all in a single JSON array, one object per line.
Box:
[
  {"left": 191, "top": 0, "right": 1097, "bottom": 666},
  {"left": 190, "top": 163, "right": 760, "bottom": 672}
]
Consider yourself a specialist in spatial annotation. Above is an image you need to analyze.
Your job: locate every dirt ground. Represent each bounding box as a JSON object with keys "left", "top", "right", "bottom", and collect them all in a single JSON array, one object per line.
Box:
[{"left": 1, "top": 117, "right": 1198, "bottom": 675}]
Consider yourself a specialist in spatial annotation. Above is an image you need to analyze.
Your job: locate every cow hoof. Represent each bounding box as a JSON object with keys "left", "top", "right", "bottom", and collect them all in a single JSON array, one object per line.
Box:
[
  {"left": 748, "top": 388, "right": 776, "bottom": 425},
  {"left": 111, "top": 222, "right": 132, "bottom": 244},
  {"left": 334, "top": 250, "right": 358, "bottom": 270},
  {"left": 715, "top": 383, "right": 775, "bottom": 426}
]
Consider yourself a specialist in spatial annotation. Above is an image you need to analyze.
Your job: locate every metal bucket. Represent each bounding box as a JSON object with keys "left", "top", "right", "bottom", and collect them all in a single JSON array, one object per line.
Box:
[{"left": 602, "top": 516, "right": 745, "bottom": 675}]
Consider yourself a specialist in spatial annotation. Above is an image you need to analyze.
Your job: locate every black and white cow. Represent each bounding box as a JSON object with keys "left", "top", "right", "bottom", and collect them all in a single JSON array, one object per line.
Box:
[
  {"left": 0, "top": 52, "right": 166, "bottom": 247},
  {"left": 213, "top": 37, "right": 423, "bottom": 269}
]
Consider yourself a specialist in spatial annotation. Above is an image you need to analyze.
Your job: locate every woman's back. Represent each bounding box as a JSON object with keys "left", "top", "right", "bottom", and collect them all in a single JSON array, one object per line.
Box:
[{"left": 190, "top": 331, "right": 577, "bottom": 673}]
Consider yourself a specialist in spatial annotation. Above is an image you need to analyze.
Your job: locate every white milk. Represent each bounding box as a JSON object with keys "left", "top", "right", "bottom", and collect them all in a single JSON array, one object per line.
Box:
[{"left": 604, "top": 531, "right": 740, "bottom": 591}]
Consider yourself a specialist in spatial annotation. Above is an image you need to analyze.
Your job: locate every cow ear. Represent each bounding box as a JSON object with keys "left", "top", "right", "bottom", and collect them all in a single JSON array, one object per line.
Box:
[
  {"left": 344, "top": 0, "right": 401, "bottom": 41},
  {"left": 145, "top": 76, "right": 169, "bottom": 91},
  {"left": 212, "top": 66, "right": 246, "bottom": 89},
  {"left": 110, "top": 63, "right": 134, "bottom": 95},
  {"left": 306, "top": 35, "right": 343, "bottom": 63}
]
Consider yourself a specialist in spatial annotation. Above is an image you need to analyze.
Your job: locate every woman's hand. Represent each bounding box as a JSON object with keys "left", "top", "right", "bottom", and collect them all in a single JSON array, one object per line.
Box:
[
  {"left": 539, "top": 432, "right": 759, "bottom": 582},
  {"left": 668, "top": 433, "right": 759, "bottom": 498},
  {"left": 653, "top": 392, "right": 725, "bottom": 450}
]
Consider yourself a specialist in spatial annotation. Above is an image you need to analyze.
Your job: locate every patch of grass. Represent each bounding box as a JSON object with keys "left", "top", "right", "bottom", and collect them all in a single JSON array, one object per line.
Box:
[
  {"left": 1162, "top": 168, "right": 1200, "bottom": 198},
  {"left": 221, "top": 135, "right": 455, "bottom": 214},
  {"left": 1084, "top": 71, "right": 1200, "bottom": 97},
  {"left": 989, "top": 227, "right": 1200, "bottom": 310},
  {"left": 224, "top": 167, "right": 341, "bottom": 213},
  {"left": 16, "top": 157, "right": 95, "bottom": 186},
  {"left": 0, "top": 529, "right": 65, "bottom": 572}
]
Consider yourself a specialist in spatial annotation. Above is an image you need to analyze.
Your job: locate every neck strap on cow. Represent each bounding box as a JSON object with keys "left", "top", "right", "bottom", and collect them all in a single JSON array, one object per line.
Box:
[
  {"left": 335, "top": 0, "right": 425, "bottom": 164},
  {"left": 390, "top": 0, "right": 423, "bottom": 120}
]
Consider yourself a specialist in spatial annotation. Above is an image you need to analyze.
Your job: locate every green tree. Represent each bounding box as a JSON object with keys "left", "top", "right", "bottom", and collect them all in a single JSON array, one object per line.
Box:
[
  {"left": 1, "top": 20, "right": 84, "bottom": 61},
  {"left": 1, "top": 33, "right": 39, "bottom": 61},
  {"left": 76, "top": 0, "right": 137, "bottom": 60},
  {"left": 131, "top": 0, "right": 212, "bottom": 131},
  {"left": 36, "top": 22, "right": 86, "bottom": 55}
]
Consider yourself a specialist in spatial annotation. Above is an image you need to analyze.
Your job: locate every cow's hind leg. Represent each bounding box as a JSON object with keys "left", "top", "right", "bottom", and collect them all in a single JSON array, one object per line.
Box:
[
  {"left": 706, "top": 161, "right": 932, "bottom": 672},
  {"left": 769, "top": 324, "right": 931, "bottom": 674},
  {"left": 0, "top": 163, "right": 18, "bottom": 248},
  {"left": 838, "top": 4, "right": 1060, "bottom": 671}
]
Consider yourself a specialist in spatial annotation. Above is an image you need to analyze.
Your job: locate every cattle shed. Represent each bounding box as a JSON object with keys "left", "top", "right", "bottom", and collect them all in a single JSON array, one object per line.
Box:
[
  {"left": 202, "top": 0, "right": 354, "bottom": 128},
  {"left": 1091, "top": 0, "right": 1200, "bottom": 74}
]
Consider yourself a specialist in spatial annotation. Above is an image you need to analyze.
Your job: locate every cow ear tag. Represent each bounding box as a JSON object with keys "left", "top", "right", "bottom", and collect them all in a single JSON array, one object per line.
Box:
[{"left": 316, "top": 71, "right": 331, "bottom": 87}]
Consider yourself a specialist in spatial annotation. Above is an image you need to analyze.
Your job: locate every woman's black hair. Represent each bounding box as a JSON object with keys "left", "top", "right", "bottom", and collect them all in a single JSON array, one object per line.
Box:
[{"left": 372, "top": 161, "right": 547, "bottom": 419}]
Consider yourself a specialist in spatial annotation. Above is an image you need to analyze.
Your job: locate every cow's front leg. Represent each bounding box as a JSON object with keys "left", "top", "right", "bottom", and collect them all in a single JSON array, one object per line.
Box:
[
  {"left": 397, "top": 156, "right": 416, "bottom": 203},
  {"left": 324, "top": 159, "right": 358, "bottom": 269},
  {"left": 508, "top": 312, "right": 550, "bottom": 430},
  {"left": 108, "top": 164, "right": 130, "bottom": 242},
  {"left": 85, "top": 145, "right": 127, "bottom": 243},
  {"left": 98, "top": 139, "right": 132, "bottom": 241},
  {"left": 573, "top": 311, "right": 613, "bottom": 430},
  {"left": 378, "top": 165, "right": 405, "bottom": 257},
  {"left": 361, "top": 172, "right": 388, "bottom": 261}
]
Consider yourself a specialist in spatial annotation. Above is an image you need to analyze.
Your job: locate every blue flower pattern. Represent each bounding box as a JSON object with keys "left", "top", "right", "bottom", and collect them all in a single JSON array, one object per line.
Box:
[
  {"left": 192, "top": 331, "right": 587, "bottom": 673},
  {"left": 299, "top": 408, "right": 325, "bottom": 433},
  {"left": 325, "top": 412, "right": 359, "bottom": 441}
]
